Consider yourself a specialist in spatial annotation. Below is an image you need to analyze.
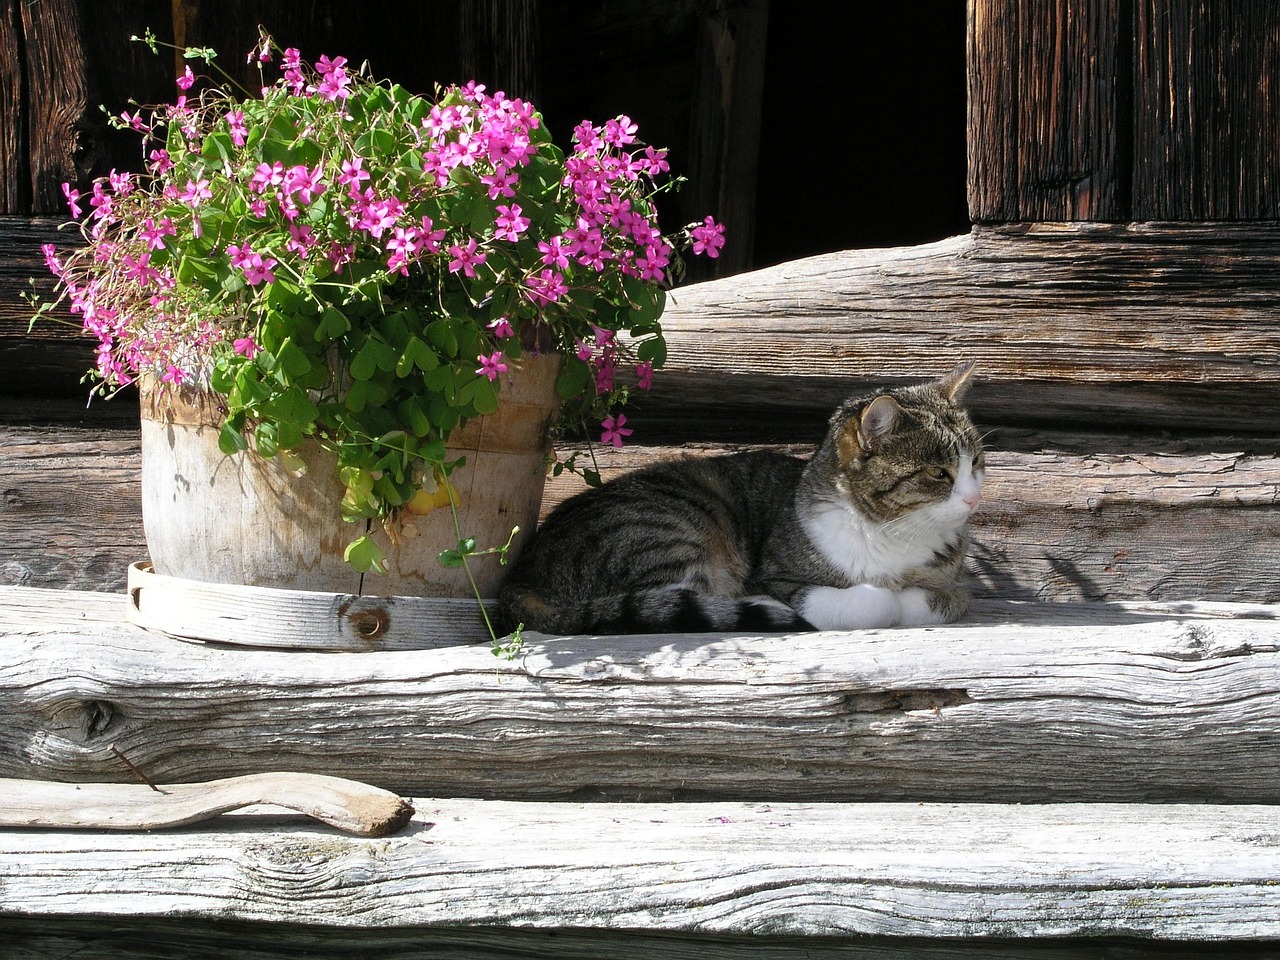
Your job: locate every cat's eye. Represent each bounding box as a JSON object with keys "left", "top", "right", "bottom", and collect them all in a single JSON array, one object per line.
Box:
[{"left": 923, "top": 465, "right": 952, "bottom": 482}]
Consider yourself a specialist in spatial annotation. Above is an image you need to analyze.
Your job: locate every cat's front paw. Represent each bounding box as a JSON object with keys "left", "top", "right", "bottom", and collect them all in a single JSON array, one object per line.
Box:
[
  {"left": 796, "top": 583, "right": 902, "bottom": 631},
  {"left": 898, "top": 586, "right": 969, "bottom": 625}
]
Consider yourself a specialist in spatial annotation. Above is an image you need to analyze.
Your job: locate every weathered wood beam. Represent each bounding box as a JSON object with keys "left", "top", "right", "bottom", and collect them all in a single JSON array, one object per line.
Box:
[
  {"left": 1, "top": 798, "right": 1278, "bottom": 941},
  {"left": 2, "top": 586, "right": 1277, "bottom": 802},
  {"left": 4, "top": 418, "right": 1277, "bottom": 603},
  {"left": 644, "top": 223, "right": 1280, "bottom": 437}
]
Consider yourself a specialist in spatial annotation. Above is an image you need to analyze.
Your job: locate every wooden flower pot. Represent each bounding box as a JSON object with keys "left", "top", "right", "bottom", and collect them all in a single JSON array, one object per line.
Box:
[{"left": 138, "top": 354, "right": 561, "bottom": 598}]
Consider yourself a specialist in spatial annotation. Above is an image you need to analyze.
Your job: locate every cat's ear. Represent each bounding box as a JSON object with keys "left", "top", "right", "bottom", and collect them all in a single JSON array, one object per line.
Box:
[
  {"left": 937, "top": 361, "right": 977, "bottom": 403},
  {"left": 838, "top": 395, "right": 901, "bottom": 463}
]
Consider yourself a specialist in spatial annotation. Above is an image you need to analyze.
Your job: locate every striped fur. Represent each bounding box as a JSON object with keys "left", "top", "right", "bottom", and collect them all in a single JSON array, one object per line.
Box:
[{"left": 495, "top": 364, "right": 984, "bottom": 636}]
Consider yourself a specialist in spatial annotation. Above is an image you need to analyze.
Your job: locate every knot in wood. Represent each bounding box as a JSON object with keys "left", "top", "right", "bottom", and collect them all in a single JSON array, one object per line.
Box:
[{"left": 346, "top": 607, "right": 391, "bottom": 642}]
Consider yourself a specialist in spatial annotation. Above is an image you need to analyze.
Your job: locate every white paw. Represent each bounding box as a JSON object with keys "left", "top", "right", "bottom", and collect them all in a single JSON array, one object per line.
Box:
[
  {"left": 797, "top": 584, "right": 902, "bottom": 631},
  {"left": 898, "top": 587, "right": 946, "bottom": 626}
]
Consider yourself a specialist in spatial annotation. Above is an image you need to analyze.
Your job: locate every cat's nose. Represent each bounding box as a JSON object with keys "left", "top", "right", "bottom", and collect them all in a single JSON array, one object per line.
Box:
[{"left": 962, "top": 489, "right": 982, "bottom": 510}]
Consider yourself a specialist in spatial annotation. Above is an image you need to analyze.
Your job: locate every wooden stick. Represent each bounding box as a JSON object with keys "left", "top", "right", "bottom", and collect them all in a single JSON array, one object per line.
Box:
[{"left": 0, "top": 773, "right": 414, "bottom": 837}]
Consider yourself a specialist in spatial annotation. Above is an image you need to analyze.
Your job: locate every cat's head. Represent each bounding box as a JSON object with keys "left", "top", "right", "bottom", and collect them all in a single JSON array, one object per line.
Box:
[{"left": 822, "top": 362, "right": 985, "bottom": 527}]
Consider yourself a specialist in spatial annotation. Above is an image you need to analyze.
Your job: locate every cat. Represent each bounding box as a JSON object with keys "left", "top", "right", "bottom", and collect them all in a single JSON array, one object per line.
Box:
[{"left": 495, "top": 362, "right": 984, "bottom": 635}]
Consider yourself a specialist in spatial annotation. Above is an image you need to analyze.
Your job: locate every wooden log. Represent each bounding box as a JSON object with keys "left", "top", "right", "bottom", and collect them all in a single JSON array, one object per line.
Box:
[
  {"left": 1, "top": 798, "right": 1278, "bottom": 941},
  {"left": 0, "top": 772, "right": 413, "bottom": 836},
  {"left": 643, "top": 222, "right": 1280, "bottom": 437},
  {"left": 0, "top": 418, "right": 143, "bottom": 592},
  {"left": 10, "top": 221, "right": 1280, "bottom": 434},
  {"left": 5, "top": 415, "right": 1277, "bottom": 603},
  {"left": 2, "top": 585, "right": 1278, "bottom": 802}
]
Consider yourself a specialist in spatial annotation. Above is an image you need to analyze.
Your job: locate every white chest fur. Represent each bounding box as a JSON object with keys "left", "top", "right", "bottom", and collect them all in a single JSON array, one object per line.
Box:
[
  {"left": 800, "top": 499, "right": 948, "bottom": 585},
  {"left": 799, "top": 451, "right": 981, "bottom": 586}
]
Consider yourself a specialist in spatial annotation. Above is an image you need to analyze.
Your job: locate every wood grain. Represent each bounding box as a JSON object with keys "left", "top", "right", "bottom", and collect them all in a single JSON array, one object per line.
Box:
[
  {"left": 3, "top": 585, "right": 1277, "bottom": 802},
  {"left": 969, "top": 0, "right": 1123, "bottom": 220},
  {"left": 1132, "top": 0, "right": 1280, "bottom": 219},
  {"left": 18, "top": 0, "right": 88, "bottom": 213},
  {"left": 1, "top": 798, "right": 1278, "bottom": 940},
  {"left": 0, "top": 419, "right": 143, "bottom": 591},
  {"left": 970, "top": 0, "right": 1280, "bottom": 221}
]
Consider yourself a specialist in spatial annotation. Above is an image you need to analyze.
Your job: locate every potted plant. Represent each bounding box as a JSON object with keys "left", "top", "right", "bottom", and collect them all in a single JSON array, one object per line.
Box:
[{"left": 34, "top": 30, "right": 724, "bottom": 637}]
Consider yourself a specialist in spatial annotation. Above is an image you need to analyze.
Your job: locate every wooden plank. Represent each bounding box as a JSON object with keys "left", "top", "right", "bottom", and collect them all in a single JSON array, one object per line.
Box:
[
  {"left": 684, "top": 0, "right": 768, "bottom": 278},
  {"left": 2, "top": 585, "right": 1277, "bottom": 801},
  {"left": 0, "top": 772, "right": 413, "bottom": 836},
  {"left": 1, "top": 798, "right": 1278, "bottom": 940},
  {"left": 644, "top": 223, "right": 1280, "bottom": 436},
  {"left": 1133, "top": 0, "right": 1280, "bottom": 219},
  {"left": 968, "top": 0, "right": 1123, "bottom": 221}
]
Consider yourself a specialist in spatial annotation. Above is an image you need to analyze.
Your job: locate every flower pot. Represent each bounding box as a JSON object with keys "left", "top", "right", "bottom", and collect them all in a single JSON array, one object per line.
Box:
[{"left": 138, "top": 354, "right": 561, "bottom": 597}]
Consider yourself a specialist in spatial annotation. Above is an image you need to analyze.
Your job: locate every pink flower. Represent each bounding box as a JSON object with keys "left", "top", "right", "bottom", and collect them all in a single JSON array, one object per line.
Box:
[
  {"left": 337, "top": 157, "right": 370, "bottom": 191},
  {"left": 148, "top": 149, "right": 172, "bottom": 175},
  {"left": 640, "top": 145, "right": 670, "bottom": 176},
  {"left": 493, "top": 203, "right": 530, "bottom": 242},
  {"left": 139, "top": 217, "right": 176, "bottom": 251},
  {"left": 233, "top": 337, "right": 261, "bottom": 359},
  {"left": 525, "top": 268, "right": 567, "bottom": 306},
  {"left": 162, "top": 364, "right": 187, "bottom": 385},
  {"left": 61, "top": 182, "right": 82, "bottom": 218},
  {"left": 594, "top": 352, "right": 617, "bottom": 392},
  {"left": 481, "top": 165, "right": 518, "bottom": 199},
  {"left": 488, "top": 317, "right": 515, "bottom": 339},
  {"left": 603, "top": 115, "right": 638, "bottom": 147},
  {"left": 635, "top": 361, "right": 655, "bottom": 391},
  {"left": 242, "top": 254, "right": 277, "bottom": 285},
  {"left": 287, "top": 222, "right": 316, "bottom": 258},
  {"left": 280, "top": 48, "right": 306, "bottom": 94},
  {"left": 226, "top": 109, "right": 248, "bottom": 146},
  {"left": 313, "top": 55, "right": 351, "bottom": 101},
  {"left": 690, "top": 216, "right": 726, "bottom": 258},
  {"left": 447, "top": 239, "right": 488, "bottom": 278},
  {"left": 600, "top": 414, "right": 633, "bottom": 448},
  {"left": 418, "top": 216, "right": 446, "bottom": 253},
  {"left": 537, "top": 237, "right": 570, "bottom": 270},
  {"left": 178, "top": 178, "right": 212, "bottom": 209},
  {"left": 176, "top": 65, "right": 195, "bottom": 91},
  {"left": 476, "top": 350, "right": 508, "bottom": 381},
  {"left": 41, "top": 243, "right": 64, "bottom": 277},
  {"left": 283, "top": 163, "right": 326, "bottom": 206}
]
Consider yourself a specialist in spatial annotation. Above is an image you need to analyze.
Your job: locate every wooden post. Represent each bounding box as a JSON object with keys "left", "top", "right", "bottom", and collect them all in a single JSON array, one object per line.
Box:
[{"left": 969, "top": 0, "right": 1280, "bottom": 222}]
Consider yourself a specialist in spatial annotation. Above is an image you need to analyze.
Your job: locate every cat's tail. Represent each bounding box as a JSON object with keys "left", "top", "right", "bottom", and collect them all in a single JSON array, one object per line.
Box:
[{"left": 495, "top": 585, "right": 812, "bottom": 637}]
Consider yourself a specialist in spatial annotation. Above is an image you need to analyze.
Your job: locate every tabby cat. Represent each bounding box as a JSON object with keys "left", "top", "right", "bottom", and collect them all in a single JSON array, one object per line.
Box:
[{"left": 495, "top": 363, "right": 984, "bottom": 635}]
